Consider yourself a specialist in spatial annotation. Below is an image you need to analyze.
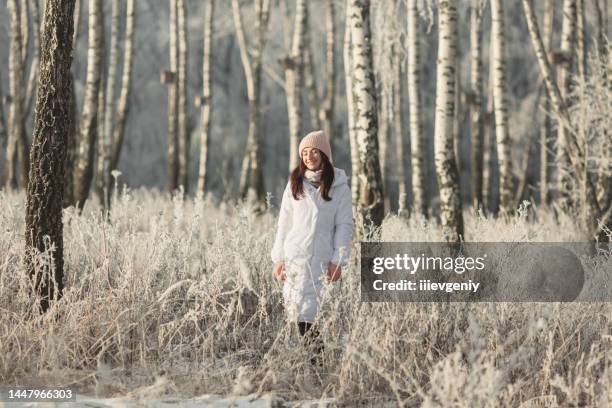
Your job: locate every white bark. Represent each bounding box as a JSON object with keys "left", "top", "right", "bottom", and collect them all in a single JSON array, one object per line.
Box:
[
  {"left": 167, "top": 0, "right": 179, "bottom": 191},
  {"left": 97, "top": 0, "right": 121, "bottom": 207},
  {"left": 233, "top": 0, "right": 271, "bottom": 202},
  {"left": 177, "top": 0, "right": 189, "bottom": 192},
  {"left": 74, "top": 0, "right": 103, "bottom": 208},
  {"left": 350, "top": 0, "right": 384, "bottom": 227},
  {"left": 4, "top": 0, "right": 25, "bottom": 189},
  {"left": 344, "top": 2, "right": 359, "bottom": 205},
  {"left": 434, "top": 0, "right": 464, "bottom": 242},
  {"left": 286, "top": 0, "right": 308, "bottom": 171},
  {"left": 407, "top": 0, "right": 427, "bottom": 216},
  {"left": 197, "top": 0, "right": 215, "bottom": 196},
  {"left": 318, "top": 0, "right": 336, "bottom": 143},
  {"left": 490, "top": 0, "right": 514, "bottom": 213},
  {"left": 110, "top": 0, "right": 135, "bottom": 172}
]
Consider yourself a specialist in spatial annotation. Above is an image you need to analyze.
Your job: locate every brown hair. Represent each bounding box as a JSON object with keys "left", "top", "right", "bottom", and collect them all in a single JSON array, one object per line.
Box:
[{"left": 289, "top": 151, "right": 335, "bottom": 201}]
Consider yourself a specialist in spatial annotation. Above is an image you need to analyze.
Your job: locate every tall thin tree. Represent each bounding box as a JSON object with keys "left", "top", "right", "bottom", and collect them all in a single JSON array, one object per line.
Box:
[
  {"left": 490, "top": 0, "right": 514, "bottom": 214},
  {"left": 285, "top": 0, "right": 308, "bottom": 172},
  {"left": 318, "top": 0, "right": 336, "bottom": 144},
  {"left": 349, "top": 0, "right": 384, "bottom": 228},
  {"left": 167, "top": 0, "right": 179, "bottom": 192},
  {"left": 407, "top": 0, "right": 427, "bottom": 216},
  {"left": 25, "top": 0, "right": 76, "bottom": 313},
  {"left": 177, "top": 0, "right": 189, "bottom": 192},
  {"left": 197, "top": 0, "right": 215, "bottom": 196},
  {"left": 344, "top": 2, "right": 360, "bottom": 205},
  {"left": 469, "top": 0, "right": 485, "bottom": 210},
  {"left": 97, "top": 0, "right": 121, "bottom": 208},
  {"left": 434, "top": 0, "right": 464, "bottom": 242},
  {"left": 110, "top": 0, "right": 135, "bottom": 172},
  {"left": 73, "top": 0, "right": 103, "bottom": 209},
  {"left": 4, "top": 0, "right": 27, "bottom": 189},
  {"left": 233, "top": 0, "right": 271, "bottom": 203}
]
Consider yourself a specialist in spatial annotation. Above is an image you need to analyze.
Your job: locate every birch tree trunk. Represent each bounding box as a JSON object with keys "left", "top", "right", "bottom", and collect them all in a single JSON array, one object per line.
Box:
[
  {"left": 469, "top": 0, "right": 485, "bottom": 210},
  {"left": 393, "top": 51, "right": 408, "bottom": 216},
  {"left": 318, "top": 0, "right": 336, "bottom": 144},
  {"left": 197, "top": 0, "right": 214, "bottom": 196},
  {"left": 167, "top": 0, "right": 179, "bottom": 192},
  {"left": 434, "top": 0, "right": 464, "bottom": 242},
  {"left": 490, "top": 0, "right": 514, "bottom": 214},
  {"left": 97, "top": 0, "right": 121, "bottom": 208},
  {"left": 177, "top": 0, "right": 189, "bottom": 192},
  {"left": 24, "top": 0, "right": 42, "bottom": 119},
  {"left": 286, "top": 0, "right": 308, "bottom": 171},
  {"left": 233, "top": 0, "right": 271, "bottom": 203},
  {"left": 344, "top": 2, "right": 359, "bottom": 205},
  {"left": 523, "top": 0, "right": 608, "bottom": 239},
  {"left": 556, "top": 0, "right": 576, "bottom": 209},
  {"left": 110, "top": 0, "right": 135, "bottom": 172},
  {"left": 25, "top": 0, "right": 76, "bottom": 313},
  {"left": 540, "top": 0, "right": 554, "bottom": 205},
  {"left": 482, "top": 56, "right": 496, "bottom": 214},
  {"left": 73, "top": 0, "right": 103, "bottom": 209},
  {"left": 4, "top": 0, "right": 25, "bottom": 189},
  {"left": 304, "top": 45, "right": 321, "bottom": 130},
  {"left": 349, "top": 0, "right": 384, "bottom": 228},
  {"left": 407, "top": 0, "right": 427, "bottom": 216}
]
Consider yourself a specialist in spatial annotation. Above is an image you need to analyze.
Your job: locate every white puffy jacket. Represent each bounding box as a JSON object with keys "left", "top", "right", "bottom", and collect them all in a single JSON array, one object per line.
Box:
[{"left": 271, "top": 167, "right": 354, "bottom": 323}]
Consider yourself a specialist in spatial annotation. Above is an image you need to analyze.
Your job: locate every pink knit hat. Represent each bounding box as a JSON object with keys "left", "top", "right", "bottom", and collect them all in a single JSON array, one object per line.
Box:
[{"left": 298, "top": 130, "right": 333, "bottom": 163}]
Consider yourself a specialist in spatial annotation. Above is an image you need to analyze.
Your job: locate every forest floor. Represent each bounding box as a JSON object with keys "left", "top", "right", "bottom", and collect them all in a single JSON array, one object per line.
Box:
[{"left": 1, "top": 188, "right": 611, "bottom": 407}]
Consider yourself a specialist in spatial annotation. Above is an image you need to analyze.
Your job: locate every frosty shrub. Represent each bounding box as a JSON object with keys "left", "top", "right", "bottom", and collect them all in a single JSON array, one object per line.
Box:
[{"left": 0, "top": 188, "right": 611, "bottom": 406}]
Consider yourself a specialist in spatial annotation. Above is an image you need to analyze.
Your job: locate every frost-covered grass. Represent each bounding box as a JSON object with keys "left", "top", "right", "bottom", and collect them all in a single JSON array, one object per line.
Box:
[{"left": 1, "top": 188, "right": 611, "bottom": 407}]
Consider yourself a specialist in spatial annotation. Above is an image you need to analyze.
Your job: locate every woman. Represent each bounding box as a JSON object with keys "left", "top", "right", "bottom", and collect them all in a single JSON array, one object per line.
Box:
[{"left": 271, "top": 130, "right": 354, "bottom": 345}]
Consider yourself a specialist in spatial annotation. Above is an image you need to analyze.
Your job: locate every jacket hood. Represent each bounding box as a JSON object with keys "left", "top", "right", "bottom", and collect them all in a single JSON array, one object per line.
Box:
[{"left": 332, "top": 167, "right": 349, "bottom": 187}]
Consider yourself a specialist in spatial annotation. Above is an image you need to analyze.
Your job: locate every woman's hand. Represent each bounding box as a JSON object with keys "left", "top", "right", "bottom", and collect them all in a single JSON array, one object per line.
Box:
[
  {"left": 327, "top": 263, "right": 342, "bottom": 282},
  {"left": 273, "top": 261, "right": 286, "bottom": 282}
]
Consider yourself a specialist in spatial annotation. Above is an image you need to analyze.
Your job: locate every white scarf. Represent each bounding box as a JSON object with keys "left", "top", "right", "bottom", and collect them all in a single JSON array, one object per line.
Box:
[{"left": 304, "top": 169, "right": 323, "bottom": 188}]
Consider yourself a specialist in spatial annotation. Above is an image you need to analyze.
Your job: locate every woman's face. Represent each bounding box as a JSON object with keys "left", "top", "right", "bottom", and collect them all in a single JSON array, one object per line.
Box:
[{"left": 302, "top": 147, "right": 322, "bottom": 170}]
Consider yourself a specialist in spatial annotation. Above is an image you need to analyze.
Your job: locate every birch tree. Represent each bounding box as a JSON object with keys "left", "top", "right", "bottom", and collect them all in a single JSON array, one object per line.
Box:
[
  {"left": 344, "top": 4, "right": 360, "bottom": 205},
  {"left": 469, "top": 0, "right": 485, "bottom": 210},
  {"left": 523, "top": 0, "right": 611, "bottom": 240},
  {"left": 4, "top": 0, "right": 26, "bottom": 189},
  {"left": 285, "top": 0, "right": 308, "bottom": 171},
  {"left": 73, "top": 0, "right": 103, "bottom": 209},
  {"left": 110, "top": 0, "right": 135, "bottom": 172},
  {"left": 177, "top": 0, "right": 189, "bottom": 192},
  {"left": 393, "top": 49, "right": 408, "bottom": 215},
  {"left": 318, "top": 0, "right": 336, "bottom": 144},
  {"left": 25, "top": 0, "right": 76, "bottom": 312},
  {"left": 197, "top": 0, "right": 215, "bottom": 196},
  {"left": 96, "top": 0, "right": 121, "bottom": 208},
  {"left": 407, "top": 0, "right": 427, "bottom": 216},
  {"left": 233, "top": 0, "right": 271, "bottom": 203},
  {"left": 349, "top": 0, "right": 384, "bottom": 227},
  {"left": 434, "top": 0, "right": 464, "bottom": 242},
  {"left": 166, "top": 0, "right": 179, "bottom": 192},
  {"left": 490, "top": 0, "right": 514, "bottom": 214}
]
